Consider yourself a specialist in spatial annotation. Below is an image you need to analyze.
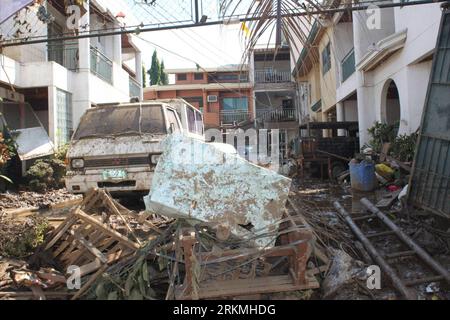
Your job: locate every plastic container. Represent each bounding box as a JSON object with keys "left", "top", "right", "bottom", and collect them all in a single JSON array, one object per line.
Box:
[{"left": 349, "top": 160, "right": 377, "bottom": 192}]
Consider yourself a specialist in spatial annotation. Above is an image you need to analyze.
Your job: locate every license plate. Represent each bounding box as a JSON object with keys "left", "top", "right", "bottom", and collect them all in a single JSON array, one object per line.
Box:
[{"left": 102, "top": 169, "right": 127, "bottom": 180}]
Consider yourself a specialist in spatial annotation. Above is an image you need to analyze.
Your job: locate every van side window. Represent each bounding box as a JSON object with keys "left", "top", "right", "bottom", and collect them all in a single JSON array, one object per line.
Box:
[
  {"left": 195, "top": 111, "right": 203, "bottom": 135},
  {"left": 166, "top": 109, "right": 181, "bottom": 132},
  {"left": 186, "top": 107, "right": 196, "bottom": 133}
]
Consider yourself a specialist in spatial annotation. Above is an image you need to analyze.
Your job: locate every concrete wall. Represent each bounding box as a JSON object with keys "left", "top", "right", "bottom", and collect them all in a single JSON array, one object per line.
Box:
[
  {"left": 351, "top": 3, "right": 441, "bottom": 145},
  {"left": 319, "top": 28, "right": 337, "bottom": 112},
  {"left": 333, "top": 22, "right": 355, "bottom": 85},
  {"left": 0, "top": 2, "right": 143, "bottom": 146}
]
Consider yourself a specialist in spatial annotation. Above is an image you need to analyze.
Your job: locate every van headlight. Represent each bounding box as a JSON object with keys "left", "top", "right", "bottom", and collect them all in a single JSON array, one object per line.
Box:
[
  {"left": 71, "top": 158, "right": 85, "bottom": 169},
  {"left": 150, "top": 154, "right": 161, "bottom": 165}
]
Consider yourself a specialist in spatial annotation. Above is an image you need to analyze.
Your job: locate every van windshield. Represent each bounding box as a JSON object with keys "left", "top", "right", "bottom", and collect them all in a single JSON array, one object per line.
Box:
[{"left": 73, "top": 105, "right": 167, "bottom": 140}]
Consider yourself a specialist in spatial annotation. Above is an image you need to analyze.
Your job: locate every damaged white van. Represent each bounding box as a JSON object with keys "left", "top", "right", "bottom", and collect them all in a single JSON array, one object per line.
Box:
[{"left": 65, "top": 99, "right": 204, "bottom": 195}]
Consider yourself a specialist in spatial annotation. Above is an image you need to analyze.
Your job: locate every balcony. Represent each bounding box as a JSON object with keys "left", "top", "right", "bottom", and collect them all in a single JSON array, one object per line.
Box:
[
  {"left": 256, "top": 107, "right": 296, "bottom": 122},
  {"left": 254, "top": 70, "right": 292, "bottom": 83},
  {"left": 341, "top": 49, "right": 355, "bottom": 82},
  {"left": 129, "top": 76, "right": 141, "bottom": 98},
  {"left": 90, "top": 46, "right": 113, "bottom": 84},
  {"left": 48, "top": 41, "right": 79, "bottom": 71},
  {"left": 220, "top": 110, "right": 252, "bottom": 124}
]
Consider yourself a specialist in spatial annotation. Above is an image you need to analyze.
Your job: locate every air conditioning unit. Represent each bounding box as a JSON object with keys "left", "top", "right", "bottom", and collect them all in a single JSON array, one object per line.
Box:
[{"left": 207, "top": 95, "right": 218, "bottom": 103}]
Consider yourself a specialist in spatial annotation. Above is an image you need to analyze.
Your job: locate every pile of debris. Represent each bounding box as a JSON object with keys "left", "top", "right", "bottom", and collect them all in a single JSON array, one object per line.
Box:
[
  {"left": 0, "top": 188, "right": 331, "bottom": 300},
  {"left": 0, "top": 189, "right": 81, "bottom": 211}
]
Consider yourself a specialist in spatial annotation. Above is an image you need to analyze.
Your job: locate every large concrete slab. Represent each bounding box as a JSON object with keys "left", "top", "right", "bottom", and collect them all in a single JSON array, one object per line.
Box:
[{"left": 144, "top": 133, "right": 291, "bottom": 246}]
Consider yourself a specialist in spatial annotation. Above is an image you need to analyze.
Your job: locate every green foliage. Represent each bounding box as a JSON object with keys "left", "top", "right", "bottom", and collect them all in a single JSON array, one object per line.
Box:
[
  {"left": 0, "top": 132, "right": 17, "bottom": 186},
  {"left": 390, "top": 132, "right": 418, "bottom": 162},
  {"left": 55, "top": 143, "right": 69, "bottom": 162},
  {"left": 92, "top": 256, "right": 156, "bottom": 300},
  {"left": 26, "top": 158, "right": 66, "bottom": 192},
  {"left": 148, "top": 50, "right": 161, "bottom": 86},
  {"left": 147, "top": 51, "right": 168, "bottom": 86},
  {"left": 365, "top": 121, "right": 398, "bottom": 152},
  {"left": 142, "top": 64, "right": 147, "bottom": 87},
  {"left": 0, "top": 216, "right": 50, "bottom": 258}
]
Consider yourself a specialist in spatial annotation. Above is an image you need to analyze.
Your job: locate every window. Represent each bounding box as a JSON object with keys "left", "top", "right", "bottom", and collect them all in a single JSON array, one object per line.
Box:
[
  {"left": 322, "top": 42, "right": 331, "bottom": 75},
  {"left": 195, "top": 111, "right": 204, "bottom": 135},
  {"left": 222, "top": 97, "right": 248, "bottom": 111},
  {"left": 56, "top": 89, "right": 73, "bottom": 145},
  {"left": 177, "top": 73, "right": 187, "bottom": 81},
  {"left": 165, "top": 109, "right": 180, "bottom": 132},
  {"left": 73, "top": 105, "right": 167, "bottom": 140},
  {"left": 194, "top": 73, "right": 203, "bottom": 80},
  {"left": 186, "top": 106, "right": 196, "bottom": 133}
]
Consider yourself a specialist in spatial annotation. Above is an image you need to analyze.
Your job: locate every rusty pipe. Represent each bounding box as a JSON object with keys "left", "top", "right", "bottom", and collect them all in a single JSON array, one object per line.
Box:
[
  {"left": 333, "top": 201, "right": 416, "bottom": 300},
  {"left": 360, "top": 197, "right": 450, "bottom": 284}
]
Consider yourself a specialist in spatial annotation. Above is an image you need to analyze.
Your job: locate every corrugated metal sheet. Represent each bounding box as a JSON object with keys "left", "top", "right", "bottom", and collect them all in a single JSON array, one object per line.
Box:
[{"left": 409, "top": 8, "right": 450, "bottom": 219}]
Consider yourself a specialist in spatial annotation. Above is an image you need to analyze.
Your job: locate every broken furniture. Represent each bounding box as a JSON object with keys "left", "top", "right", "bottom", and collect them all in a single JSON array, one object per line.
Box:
[
  {"left": 174, "top": 210, "right": 328, "bottom": 300},
  {"left": 295, "top": 121, "right": 359, "bottom": 180},
  {"left": 42, "top": 189, "right": 142, "bottom": 299}
]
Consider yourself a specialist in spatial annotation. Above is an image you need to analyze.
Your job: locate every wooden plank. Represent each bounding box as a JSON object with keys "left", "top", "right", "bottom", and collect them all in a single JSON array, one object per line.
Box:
[
  {"left": 78, "top": 259, "right": 103, "bottom": 277},
  {"left": 69, "top": 229, "right": 108, "bottom": 264},
  {"left": 44, "top": 215, "right": 78, "bottom": 250},
  {"left": 74, "top": 210, "right": 139, "bottom": 250},
  {"left": 176, "top": 275, "right": 319, "bottom": 299},
  {"left": 71, "top": 264, "right": 108, "bottom": 300}
]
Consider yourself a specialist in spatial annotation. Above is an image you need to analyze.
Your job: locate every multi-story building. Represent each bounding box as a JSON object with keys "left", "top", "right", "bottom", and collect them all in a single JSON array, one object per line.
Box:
[
  {"left": 143, "top": 66, "right": 253, "bottom": 130},
  {"left": 292, "top": 0, "right": 443, "bottom": 147},
  {"left": 251, "top": 47, "right": 300, "bottom": 143},
  {"left": 0, "top": 0, "right": 143, "bottom": 147}
]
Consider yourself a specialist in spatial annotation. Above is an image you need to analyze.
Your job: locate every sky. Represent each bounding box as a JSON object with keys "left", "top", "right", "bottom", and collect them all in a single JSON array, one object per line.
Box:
[{"left": 104, "top": 0, "right": 271, "bottom": 70}]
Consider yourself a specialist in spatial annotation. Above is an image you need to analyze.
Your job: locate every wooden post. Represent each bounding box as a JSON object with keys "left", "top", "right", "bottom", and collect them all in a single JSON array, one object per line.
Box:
[{"left": 180, "top": 231, "right": 197, "bottom": 298}]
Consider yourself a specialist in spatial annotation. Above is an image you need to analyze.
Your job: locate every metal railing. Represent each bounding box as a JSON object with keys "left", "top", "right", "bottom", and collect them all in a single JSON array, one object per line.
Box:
[
  {"left": 254, "top": 70, "right": 292, "bottom": 83},
  {"left": 220, "top": 110, "right": 252, "bottom": 124},
  {"left": 129, "top": 76, "right": 141, "bottom": 97},
  {"left": 90, "top": 46, "right": 113, "bottom": 84},
  {"left": 341, "top": 48, "right": 355, "bottom": 82},
  {"left": 256, "top": 107, "right": 297, "bottom": 122},
  {"left": 48, "top": 42, "right": 79, "bottom": 71}
]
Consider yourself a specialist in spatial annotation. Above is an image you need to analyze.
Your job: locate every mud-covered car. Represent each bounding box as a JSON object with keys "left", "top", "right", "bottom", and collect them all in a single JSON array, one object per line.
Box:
[{"left": 65, "top": 99, "right": 204, "bottom": 195}]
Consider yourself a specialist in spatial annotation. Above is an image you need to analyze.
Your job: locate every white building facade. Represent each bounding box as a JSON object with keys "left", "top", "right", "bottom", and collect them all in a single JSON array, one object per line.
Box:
[
  {"left": 337, "top": 1, "right": 443, "bottom": 146},
  {"left": 293, "top": 1, "right": 444, "bottom": 147},
  {"left": 0, "top": 0, "right": 143, "bottom": 147}
]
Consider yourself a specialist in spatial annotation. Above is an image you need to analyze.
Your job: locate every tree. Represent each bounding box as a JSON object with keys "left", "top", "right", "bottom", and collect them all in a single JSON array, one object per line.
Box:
[
  {"left": 148, "top": 50, "right": 160, "bottom": 86},
  {"left": 160, "top": 60, "right": 168, "bottom": 85},
  {"left": 142, "top": 64, "right": 147, "bottom": 87}
]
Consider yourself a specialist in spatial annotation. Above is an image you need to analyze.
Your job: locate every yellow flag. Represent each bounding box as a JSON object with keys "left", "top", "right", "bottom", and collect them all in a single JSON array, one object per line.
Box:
[{"left": 241, "top": 22, "right": 250, "bottom": 38}]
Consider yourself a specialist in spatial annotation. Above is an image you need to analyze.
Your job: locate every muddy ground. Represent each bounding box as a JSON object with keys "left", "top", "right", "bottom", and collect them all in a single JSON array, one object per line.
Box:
[
  {"left": 287, "top": 178, "right": 450, "bottom": 300},
  {"left": 0, "top": 189, "right": 81, "bottom": 211}
]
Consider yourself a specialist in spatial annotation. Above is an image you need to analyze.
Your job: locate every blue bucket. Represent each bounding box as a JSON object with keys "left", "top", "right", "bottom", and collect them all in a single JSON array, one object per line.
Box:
[{"left": 349, "top": 160, "right": 377, "bottom": 192}]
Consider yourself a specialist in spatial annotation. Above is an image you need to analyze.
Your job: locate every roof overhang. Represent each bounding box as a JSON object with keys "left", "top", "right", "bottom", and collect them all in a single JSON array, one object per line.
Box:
[
  {"left": 356, "top": 29, "right": 408, "bottom": 72},
  {"left": 144, "top": 82, "right": 252, "bottom": 92},
  {"left": 166, "top": 65, "right": 249, "bottom": 74}
]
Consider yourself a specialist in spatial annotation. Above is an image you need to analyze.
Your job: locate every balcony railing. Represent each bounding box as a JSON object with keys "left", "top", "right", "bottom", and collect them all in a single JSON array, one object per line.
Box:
[
  {"left": 48, "top": 42, "right": 79, "bottom": 71},
  {"left": 220, "top": 110, "right": 252, "bottom": 124},
  {"left": 254, "top": 70, "right": 292, "bottom": 83},
  {"left": 341, "top": 49, "right": 355, "bottom": 82},
  {"left": 129, "top": 76, "right": 141, "bottom": 97},
  {"left": 90, "top": 46, "right": 113, "bottom": 84},
  {"left": 256, "top": 107, "right": 297, "bottom": 122}
]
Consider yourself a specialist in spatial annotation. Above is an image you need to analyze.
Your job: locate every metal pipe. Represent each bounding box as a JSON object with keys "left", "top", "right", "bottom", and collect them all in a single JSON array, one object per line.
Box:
[
  {"left": 333, "top": 201, "right": 416, "bottom": 300},
  {"left": 360, "top": 197, "right": 450, "bottom": 284},
  {"left": 0, "top": 0, "right": 446, "bottom": 48}
]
